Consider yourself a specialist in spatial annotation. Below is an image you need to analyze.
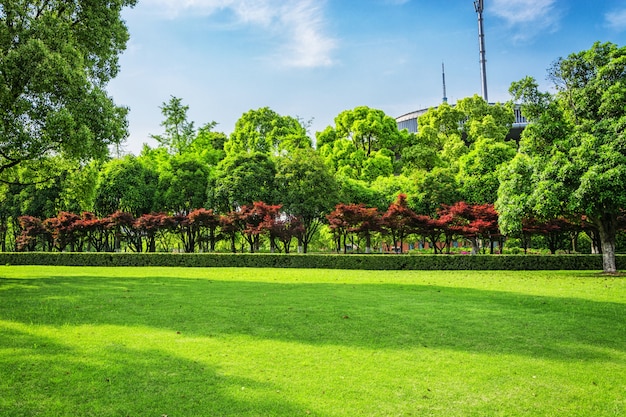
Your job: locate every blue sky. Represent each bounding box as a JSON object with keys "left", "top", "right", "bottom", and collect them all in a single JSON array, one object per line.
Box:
[{"left": 107, "top": 0, "right": 626, "bottom": 154}]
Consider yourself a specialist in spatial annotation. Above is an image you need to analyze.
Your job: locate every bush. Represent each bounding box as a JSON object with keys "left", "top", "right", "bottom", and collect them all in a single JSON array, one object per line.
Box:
[{"left": 0, "top": 252, "right": 623, "bottom": 271}]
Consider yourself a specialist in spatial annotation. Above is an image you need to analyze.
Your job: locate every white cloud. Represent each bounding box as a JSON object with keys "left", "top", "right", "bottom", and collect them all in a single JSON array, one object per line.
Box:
[
  {"left": 489, "top": 0, "right": 560, "bottom": 41},
  {"left": 605, "top": 9, "right": 626, "bottom": 31},
  {"left": 275, "top": 1, "right": 337, "bottom": 68},
  {"left": 141, "top": 0, "right": 337, "bottom": 68}
]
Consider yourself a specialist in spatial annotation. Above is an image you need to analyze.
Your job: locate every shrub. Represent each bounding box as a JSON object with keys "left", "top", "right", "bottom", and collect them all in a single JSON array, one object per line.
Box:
[{"left": 0, "top": 252, "right": 623, "bottom": 271}]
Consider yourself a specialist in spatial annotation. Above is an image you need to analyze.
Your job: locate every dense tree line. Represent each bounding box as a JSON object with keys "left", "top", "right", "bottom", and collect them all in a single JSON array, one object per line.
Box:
[{"left": 1, "top": 38, "right": 625, "bottom": 271}]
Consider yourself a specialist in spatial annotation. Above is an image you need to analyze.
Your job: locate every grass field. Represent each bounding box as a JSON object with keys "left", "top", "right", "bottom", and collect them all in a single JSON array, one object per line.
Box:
[{"left": 1, "top": 266, "right": 625, "bottom": 416}]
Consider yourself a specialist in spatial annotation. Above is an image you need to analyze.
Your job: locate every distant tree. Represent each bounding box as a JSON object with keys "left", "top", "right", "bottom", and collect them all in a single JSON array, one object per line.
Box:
[
  {"left": 333, "top": 106, "right": 407, "bottom": 158},
  {"left": 156, "top": 154, "right": 210, "bottom": 214},
  {"left": 329, "top": 203, "right": 382, "bottom": 254},
  {"left": 187, "top": 123, "right": 227, "bottom": 166},
  {"left": 108, "top": 211, "right": 140, "bottom": 252},
  {"left": 264, "top": 214, "right": 303, "bottom": 254},
  {"left": 188, "top": 208, "right": 221, "bottom": 252},
  {"left": 225, "top": 107, "right": 311, "bottom": 155},
  {"left": 412, "top": 167, "right": 460, "bottom": 217},
  {"left": 77, "top": 212, "right": 112, "bottom": 252},
  {"left": 16, "top": 216, "right": 48, "bottom": 251},
  {"left": 42, "top": 212, "right": 81, "bottom": 252},
  {"left": 94, "top": 156, "right": 158, "bottom": 217},
  {"left": 382, "top": 194, "right": 418, "bottom": 253},
  {"left": 151, "top": 96, "right": 196, "bottom": 155},
  {"left": 274, "top": 149, "right": 339, "bottom": 253},
  {"left": 239, "top": 202, "right": 281, "bottom": 253},
  {"left": 219, "top": 211, "right": 241, "bottom": 253},
  {"left": 134, "top": 213, "right": 174, "bottom": 253},
  {"left": 457, "top": 138, "right": 516, "bottom": 204},
  {"left": 442, "top": 202, "right": 500, "bottom": 254},
  {"left": 208, "top": 152, "right": 276, "bottom": 212}
]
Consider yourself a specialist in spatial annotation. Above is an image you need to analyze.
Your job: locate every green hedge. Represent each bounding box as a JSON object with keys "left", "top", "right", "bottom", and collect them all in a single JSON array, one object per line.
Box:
[{"left": 0, "top": 252, "right": 623, "bottom": 270}]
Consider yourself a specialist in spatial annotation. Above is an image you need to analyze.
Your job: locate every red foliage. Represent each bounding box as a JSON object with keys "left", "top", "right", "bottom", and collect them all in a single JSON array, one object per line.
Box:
[
  {"left": 438, "top": 202, "right": 500, "bottom": 254},
  {"left": 135, "top": 213, "right": 175, "bottom": 252},
  {"left": 238, "top": 202, "right": 282, "bottom": 253},
  {"left": 381, "top": 194, "right": 418, "bottom": 253},
  {"left": 264, "top": 214, "right": 304, "bottom": 253},
  {"left": 220, "top": 211, "right": 241, "bottom": 253},
  {"left": 327, "top": 203, "right": 382, "bottom": 253},
  {"left": 42, "top": 212, "right": 81, "bottom": 251},
  {"left": 16, "top": 216, "right": 47, "bottom": 251}
]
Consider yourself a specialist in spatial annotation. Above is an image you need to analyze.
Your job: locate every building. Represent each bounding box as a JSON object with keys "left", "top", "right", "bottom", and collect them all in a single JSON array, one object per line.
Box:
[{"left": 396, "top": 104, "right": 528, "bottom": 143}]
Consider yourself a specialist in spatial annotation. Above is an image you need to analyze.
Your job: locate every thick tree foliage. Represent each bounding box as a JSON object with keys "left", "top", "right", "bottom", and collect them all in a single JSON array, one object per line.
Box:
[
  {"left": 0, "top": 0, "right": 136, "bottom": 181},
  {"left": 500, "top": 42, "right": 626, "bottom": 273},
  {"left": 225, "top": 107, "right": 311, "bottom": 156}
]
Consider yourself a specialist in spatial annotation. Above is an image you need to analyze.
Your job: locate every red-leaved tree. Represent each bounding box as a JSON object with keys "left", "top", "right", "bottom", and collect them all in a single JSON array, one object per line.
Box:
[
  {"left": 382, "top": 194, "right": 417, "bottom": 254},
  {"left": 16, "top": 216, "right": 48, "bottom": 251}
]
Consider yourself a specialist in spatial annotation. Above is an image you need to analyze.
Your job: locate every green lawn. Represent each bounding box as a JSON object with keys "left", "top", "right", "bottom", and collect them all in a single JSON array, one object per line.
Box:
[{"left": 1, "top": 266, "right": 625, "bottom": 416}]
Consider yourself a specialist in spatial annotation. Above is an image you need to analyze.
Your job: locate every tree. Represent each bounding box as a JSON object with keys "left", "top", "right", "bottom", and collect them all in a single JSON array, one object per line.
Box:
[
  {"left": 327, "top": 203, "right": 381, "bottom": 254},
  {"left": 155, "top": 154, "right": 210, "bottom": 215},
  {"left": 108, "top": 211, "right": 141, "bottom": 252},
  {"left": 93, "top": 156, "right": 158, "bottom": 217},
  {"left": 187, "top": 123, "right": 227, "bottom": 166},
  {"left": 413, "top": 167, "right": 460, "bottom": 217},
  {"left": 319, "top": 106, "right": 409, "bottom": 181},
  {"left": 134, "top": 213, "right": 174, "bottom": 253},
  {"left": 150, "top": 96, "right": 196, "bottom": 155},
  {"left": 208, "top": 152, "right": 277, "bottom": 212},
  {"left": 42, "top": 211, "right": 81, "bottom": 252},
  {"left": 382, "top": 194, "right": 418, "bottom": 253},
  {"left": 264, "top": 214, "right": 303, "bottom": 254},
  {"left": 502, "top": 42, "right": 626, "bottom": 273},
  {"left": 0, "top": 0, "right": 136, "bottom": 182},
  {"left": 16, "top": 215, "right": 48, "bottom": 251},
  {"left": 239, "top": 202, "right": 281, "bottom": 253},
  {"left": 457, "top": 138, "right": 516, "bottom": 204},
  {"left": 219, "top": 211, "right": 241, "bottom": 253},
  {"left": 442, "top": 202, "right": 500, "bottom": 254},
  {"left": 274, "top": 149, "right": 339, "bottom": 253},
  {"left": 225, "top": 107, "right": 311, "bottom": 156},
  {"left": 188, "top": 208, "right": 220, "bottom": 252},
  {"left": 333, "top": 106, "right": 406, "bottom": 158},
  {"left": 456, "top": 95, "right": 514, "bottom": 145},
  {"left": 77, "top": 212, "right": 113, "bottom": 252}
]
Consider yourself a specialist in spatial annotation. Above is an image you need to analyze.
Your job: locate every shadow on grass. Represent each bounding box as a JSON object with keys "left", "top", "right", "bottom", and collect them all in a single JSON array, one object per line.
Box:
[
  {"left": 1, "top": 275, "right": 625, "bottom": 362},
  {"left": 0, "top": 323, "right": 309, "bottom": 417}
]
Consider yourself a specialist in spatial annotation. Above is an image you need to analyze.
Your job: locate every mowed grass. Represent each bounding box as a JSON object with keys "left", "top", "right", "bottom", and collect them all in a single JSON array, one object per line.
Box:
[{"left": 0, "top": 266, "right": 625, "bottom": 417}]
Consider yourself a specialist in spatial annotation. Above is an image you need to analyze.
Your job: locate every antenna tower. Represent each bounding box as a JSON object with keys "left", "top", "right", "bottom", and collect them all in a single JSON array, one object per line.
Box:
[
  {"left": 442, "top": 62, "right": 448, "bottom": 103},
  {"left": 474, "top": 0, "right": 488, "bottom": 102}
]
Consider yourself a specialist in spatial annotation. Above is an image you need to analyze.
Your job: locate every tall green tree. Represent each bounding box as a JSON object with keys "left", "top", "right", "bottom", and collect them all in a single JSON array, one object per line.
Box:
[
  {"left": 0, "top": 0, "right": 136, "bottom": 182},
  {"left": 225, "top": 107, "right": 311, "bottom": 156},
  {"left": 275, "top": 148, "right": 339, "bottom": 253},
  {"left": 500, "top": 42, "right": 626, "bottom": 273},
  {"left": 150, "top": 96, "right": 197, "bottom": 155}
]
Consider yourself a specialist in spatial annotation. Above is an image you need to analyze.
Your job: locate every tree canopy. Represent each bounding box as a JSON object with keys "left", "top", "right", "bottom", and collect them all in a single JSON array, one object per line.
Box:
[
  {"left": 0, "top": 0, "right": 136, "bottom": 182},
  {"left": 498, "top": 42, "right": 626, "bottom": 273}
]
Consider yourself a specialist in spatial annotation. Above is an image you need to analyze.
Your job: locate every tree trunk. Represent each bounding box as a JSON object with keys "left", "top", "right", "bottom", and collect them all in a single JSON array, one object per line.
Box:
[
  {"left": 595, "top": 215, "right": 617, "bottom": 274},
  {"left": 470, "top": 237, "right": 479, "bottom": 255}
]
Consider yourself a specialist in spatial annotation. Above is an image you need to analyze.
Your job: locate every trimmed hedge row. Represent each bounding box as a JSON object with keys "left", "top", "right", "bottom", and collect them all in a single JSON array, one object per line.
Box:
[{"left": 0, "top": 252, "right": 623, "bottom": 270}]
